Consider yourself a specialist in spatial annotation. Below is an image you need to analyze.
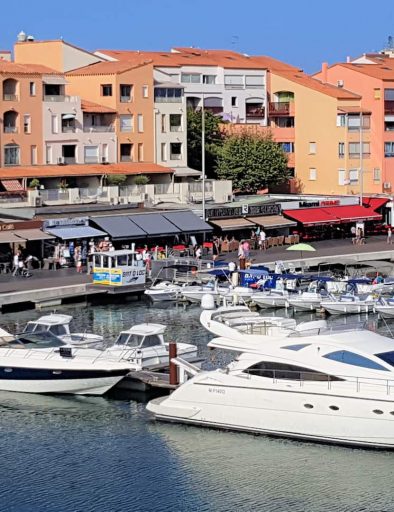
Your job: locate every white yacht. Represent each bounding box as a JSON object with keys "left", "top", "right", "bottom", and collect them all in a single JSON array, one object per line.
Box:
[
  {"left": 374, "top": 298, "right": 394, "bottom": 319},
  {"left": 148, "top": 329, "right": 394, "bottom": 448},
  {"left": 321, "top": 294, "right": 377, "bottom": 315},
  {"left": 23, "top": 314, "right": 103, "bottom": 348},
  {"left": 252, "top": 289, "right": 290, "bottom": 309},
  {"left": 0, "top": 329, "right": 130, "bottom": 395},
  {"left": 180, "top": 282, "right": 229, "bottom": 303},
  {"left": 105, "top": 323, "right": 198, "bottom": 368},
  {"left": 144, "top": 281, "right": 183, "bottom": 302}
]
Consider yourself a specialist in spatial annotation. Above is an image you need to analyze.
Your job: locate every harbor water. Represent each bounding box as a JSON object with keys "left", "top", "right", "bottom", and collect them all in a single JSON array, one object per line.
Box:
[{"left": 1, "top": 301, "right": 394, "bottom": 512}]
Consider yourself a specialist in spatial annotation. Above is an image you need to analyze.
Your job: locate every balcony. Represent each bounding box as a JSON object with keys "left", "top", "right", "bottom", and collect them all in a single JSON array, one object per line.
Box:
[
  {"left": 84, "top": 156, "right": 100, "bottom": 164},
  {"left": 385, "top": 101, "right": 394, "bottom": 115},
  {"left": 63, "top": 157, "right": 76, "bottom": 165},
  {"left": 4, "top": 126, "right": 17, "bottom": 133},
  {"left": 170, "top": 153, "right": 182, "bottom": 160},
  {"left": 120, "top": 96, "right": 132, "bottom": 103},
  {"left": 349, "top": 153, "right": 370, "bottom": 159},
  {"left": 83, "top": 125, "right": 115, "bottom": 132},
  {"left": 204, "top": 106, "right": 223, "bottom": 115},
  {"left": 269, "top": 102, "right": 290, "bottom": 116},
  {"left": 3, "top": 94, "right": 18, "bottom": 101},
  {"left": 62, "top": 126, "right": 76, "bottom": 133},
  {"left": 246, "top": 106, "right": 265, "bottom": 119},
  {"left": 120, "top": 156, "right": 132, "bottom": 162},
  {"left": 170, "top": 125, "right": 182, "bottom": 132}
]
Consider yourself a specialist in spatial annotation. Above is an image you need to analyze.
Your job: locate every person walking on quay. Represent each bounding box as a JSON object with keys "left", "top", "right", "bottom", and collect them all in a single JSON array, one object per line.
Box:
[
  {"left": 243, "top": 239, "right": 250, "bottom": 260},
  {"left": 74, "top": 246, "right": 82, "bottom": 273},
  {"left": 258, "top": 229, "right": 266, "bottom": 251},
  {"left": 195, "top": 245, "right": 202, "bottom": 259},
  {"left": 388, "top": 226, "right": 392, "bottom": 245},
  {"left": 12, "top": 250, "right": 20, "bottom": 276}
]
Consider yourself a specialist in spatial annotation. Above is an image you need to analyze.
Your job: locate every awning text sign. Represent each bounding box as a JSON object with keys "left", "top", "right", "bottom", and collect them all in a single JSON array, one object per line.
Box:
[{"left": 207, "top": 203, "right": 280, "bottom": 219}]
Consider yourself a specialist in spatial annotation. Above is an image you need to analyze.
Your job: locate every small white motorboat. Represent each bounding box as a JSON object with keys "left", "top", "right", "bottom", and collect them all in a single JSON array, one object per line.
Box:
[
  {"left": 374, "top": 297, "right": 394, "bottom": 318},
  {"left": 181, "top": 282, "right": 229, "bottom": 303},
  {"left": 287, "top": 291, "right": 327, "bottom": 312},
  {"left": 321, "top": 293, "right": 377, "bottom": 315},
  {"left": 252, "top": 289, "right": 290, "bottom": 309},
  {"left": 144, "top": 281, "right": 182, "bottom": 302},
  {"left": 23, "top": 314, "right": 103, "bottom": 348}
]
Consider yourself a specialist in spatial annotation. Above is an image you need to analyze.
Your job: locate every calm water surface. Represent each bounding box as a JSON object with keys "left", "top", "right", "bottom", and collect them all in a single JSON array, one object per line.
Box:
[{"left": 0, "top": 301, "right": 394, "bottom": 512}]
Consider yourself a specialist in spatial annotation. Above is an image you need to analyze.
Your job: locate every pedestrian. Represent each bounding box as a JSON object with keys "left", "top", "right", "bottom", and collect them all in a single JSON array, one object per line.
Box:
[
  {"left": 350, "top": 225, "right": 357, "bottom": 244},
  {"left": 12, "top": 251, "right": 20, "bottom": 276},
  {"left": 243, "top": 239, "right": 250, "bottom": 260},
  {"left": 136, "top": 251, "right": 143, "bottom": 267},
  {"left": 259, "top": 229, "right": 266, "bottom": 251},
  {"left": 74, "top": 246, "right": 82, "bottom": 273},
  {"left": 238, "top": 240, "right": 245, "bottom": 260},
  {"left": 388, "top": 226, "right": 392, "bottom": 245},
  {"left": 195, "top": 245, "right": 202, "bottom": 259}
]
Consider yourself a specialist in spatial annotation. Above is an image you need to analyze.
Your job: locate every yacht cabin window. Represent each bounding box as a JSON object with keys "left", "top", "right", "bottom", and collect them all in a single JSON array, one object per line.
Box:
[
  {"left": 323, "top": 351, "right": 388, "bottom": 371},
  {"left": 244, "top": 362, "right": 342, "bottom": 381},
  {"left": 115, "top": 333, "right": 143, "bottom": 347},
  {"left": 282, "top": 344, "right": 311, "bottom": 351},
  {"left": 13, "top": 332, "right": 65, "bottom": 349},
  {"left": 375, "top": 351, "right": 394, "bottom": 367},
  {"left": 24, "top": 323, "right": 37, "bottom": 333},
  {"left": 141, "top": 335, "right": 162, "bottom": 348},
  {"left": 48, "top": 325, "right": 67, "bottom": 336}
]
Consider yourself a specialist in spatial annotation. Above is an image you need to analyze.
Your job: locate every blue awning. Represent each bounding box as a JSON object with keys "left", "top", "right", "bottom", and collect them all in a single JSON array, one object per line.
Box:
[
  {"left": 130, "top": 213, "right": 181, "bottom": 236},
  {"left": 91, "top": 216, "right": 146, "bottom": 240},
  {"left": 162, "top": 211, "right": 213, "bottom": 233},
  {"left": 45, "top": 226, "right": 107, "bottom": 240}
]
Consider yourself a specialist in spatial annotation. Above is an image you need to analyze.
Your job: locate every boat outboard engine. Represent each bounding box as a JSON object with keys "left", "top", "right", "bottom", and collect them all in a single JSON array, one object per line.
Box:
[{"left": 201, "top": 294, "right": 216, "bottom": 310}]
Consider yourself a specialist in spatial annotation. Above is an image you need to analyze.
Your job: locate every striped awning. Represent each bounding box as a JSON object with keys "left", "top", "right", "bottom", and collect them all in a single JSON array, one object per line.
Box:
[{"left": 1, "top": 180, "right": 24, "bottom": 192}]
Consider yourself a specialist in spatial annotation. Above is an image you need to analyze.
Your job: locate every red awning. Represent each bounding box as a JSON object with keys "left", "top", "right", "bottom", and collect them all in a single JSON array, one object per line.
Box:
[
  {"left": 282, "top": 208, "right": 341, "bottom": 226},
  {"left": 362, "top": 197, "right": 389, "bottom": 211},
  {"left": 283, "top": 205, "right": 382, "bottom": 226},
  {"left": 1, "top": 180, "right": 24, "bottom": 191},
  {"left": 327, "top": 205, "right": 382, "bottom": 222}
]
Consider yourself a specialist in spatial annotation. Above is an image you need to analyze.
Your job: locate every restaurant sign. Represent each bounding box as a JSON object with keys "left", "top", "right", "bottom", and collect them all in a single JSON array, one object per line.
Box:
[
  {"left": 206, "top": 203, "right": 281, "bottom": 219},
  {"left": 43, "top": 217, "right": 88, "bottom": 229}
]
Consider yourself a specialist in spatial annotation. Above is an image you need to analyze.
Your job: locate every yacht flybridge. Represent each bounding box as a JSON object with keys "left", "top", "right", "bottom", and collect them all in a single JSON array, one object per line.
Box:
[{"left": 148, "top": 329, "right": 394, "bottom": 448}]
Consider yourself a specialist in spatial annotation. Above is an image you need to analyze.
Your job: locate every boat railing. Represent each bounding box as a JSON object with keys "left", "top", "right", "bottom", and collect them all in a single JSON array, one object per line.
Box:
[{"left": 242, "top": 368, "right": 394, "bottom": 395}]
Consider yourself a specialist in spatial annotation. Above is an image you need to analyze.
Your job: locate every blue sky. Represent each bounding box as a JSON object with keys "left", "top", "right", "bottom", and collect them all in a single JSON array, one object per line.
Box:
[{"left": 1, "top": 0, "right": 393, "bottom": 73}]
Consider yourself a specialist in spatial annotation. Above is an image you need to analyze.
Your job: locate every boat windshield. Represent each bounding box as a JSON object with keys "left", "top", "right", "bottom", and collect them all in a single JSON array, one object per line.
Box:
[
  {"left": 11, "top": 332, "right": 65, "bottom": 349},
  {"left": 23, "top": 322, "right": 38, "bottom": 333},
  {"left": 114, "top": 333, "right": 143, "bottom": 347}
]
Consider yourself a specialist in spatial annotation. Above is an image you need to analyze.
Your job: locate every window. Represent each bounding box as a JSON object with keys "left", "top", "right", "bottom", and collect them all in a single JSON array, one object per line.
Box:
[
  {"left": 120, "top": 143, "right": 133, "bottom": 162},
  {"left": 231, "top": 96, "right": 238, "bottom": 107},
  {"left": 349, "top": 169, "right": 359, "bottom": 183},
  {"left": 385, "top": 120, "right": 394, "bottom": 131},
  {"left": 203, "top": 75, "right": 216, "bottom": 84},
  {"left": 101, "top": 84, "right": 112, "bottom": 96},
  {"left": 384, "top": 89, "right": 394, "bottom": 100},
  {"left": 349, "top": 142, "right": 370, "bottom": 158},
  {"left": 282, "top": 344, "right": 311, "bottom": 351},
  {"left": 275, "top": 116, "right": 294, "bottom": 128},
  {"left": 309, "top": 168, "right": 317, "bottom": 181},
  {"left": 137, "top": 114, "right": 144, "bottom": 133},
  {"left": 30, "top": 145, "right": 37, "bottom": 165},
  {"left": 336, "top": 114, "right": 346, "bottom": 127},
  {"left": 46, "top": 145, "right": 52, "bottom": 164},
  {"left": 161, "top": 114, "right": 166, "bottom": 133},
  {"left": 374, "top": 88, "right": 381, "bottom": 99},
  {"left": 29, "top": 82, "right": 36, "bottom": 96},
  {"left": 244, "top": 361, "right": 341, "bottom": 381},
  {"left": 309, "top": 142, "right": 316, "bottom": 154},
  {"left": 51, "top": 114, "right": 58, "bottom": 134},
  {"left": 84, "top": 145, "right": 99, "bottom": 164},
  {"left": 169, "top": 113, "right": 182, "bottom": 132},
  {"left": 347, "top": 114, "right": 370, "bottom": 130},
  {"left": 338, "top": 169, "right": 346, "bottom": 186},
  {"left": 120, "top": 84, "right": 132, "bottom": 102},
  {"left": 170, "top": 142, "right": 182, "bottom": 160},
  {"left": 137, "top": 143, "right": 144, "bottom": 162},
  {"left": 224, "top": 75, "right": 243, "bottom": 87},
  {"left": 376, "top": 351, "right": 394, "bottom": 367},
  {"left": 141, "top": 335, "right": 161, "bottom": 348},
  {"left": 373, "top": 168, "right": 381, "bottom": 182},
  {"left": 385, "top": 142, "right": 394, "bottom": 157},
  {"left": 323, "top": 350, "right": 388, "bottom": 371},
  {"left": 154, "top": 87, "right": 182, "bottom": 102},
  {"left": 161, "top": 143, "right": 167, "bottom": 161},
  {"left": 245, "top": 75, "right": 265, "bottom": 87},
  {"left": 24, "top": 114, "right": 31, "bottom": 133},
  {"left": 142, "top": 85, "right": 148, "bottom": 98},
  {"left": 280, "top": 142, "right": 294, "bottom": 153},
  {"left": 120, "top": 114, "right": 133, "bottom": 132},
  {"left": 181, "top": 73, "right": 200, "bottom": 84},
  {"left": 338, "top": 142, "right": 345, "bottom": 158},
  {"left": 4, "top": 144, "right": 20, "bottom": 166},
  {"left": 102, "top": 143, "right": 109, "bottom": 162}
]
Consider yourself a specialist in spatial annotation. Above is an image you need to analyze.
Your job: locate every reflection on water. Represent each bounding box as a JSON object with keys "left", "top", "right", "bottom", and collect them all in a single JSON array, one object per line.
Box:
[{"left": 0, "top": 300, "right": 394, "bottom": 511}]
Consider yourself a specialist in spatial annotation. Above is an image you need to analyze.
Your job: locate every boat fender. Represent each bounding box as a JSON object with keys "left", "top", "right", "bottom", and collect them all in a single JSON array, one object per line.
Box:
[{"left": 201, "top": 294, "right": 215, "bottom": 310}]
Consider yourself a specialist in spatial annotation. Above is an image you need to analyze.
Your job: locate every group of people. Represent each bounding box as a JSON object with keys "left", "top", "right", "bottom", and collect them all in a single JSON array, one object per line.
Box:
[{"left": 350, "top": 226, "right": 366, "bottom": 245}]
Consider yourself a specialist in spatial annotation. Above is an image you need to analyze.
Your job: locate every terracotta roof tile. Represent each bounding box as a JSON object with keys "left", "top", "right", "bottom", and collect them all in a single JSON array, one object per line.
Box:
[
  {"left": 0, "top": 163, "right": 173, "bottom": 180},
  {"left": 332, "top": 62, "right": 394, "bottom": 81},
  {"left": 67, "top": 60, "right": 152, "bottom": 76},
  {"left": 0, "top": 61, "right": 62, "bottom": 75},
  {"left": 81, "top": 99, "right": 117, "bottom": 113}
]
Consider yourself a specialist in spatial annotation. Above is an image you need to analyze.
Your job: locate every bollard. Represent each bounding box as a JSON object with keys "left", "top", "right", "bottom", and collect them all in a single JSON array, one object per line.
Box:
[
  {"left": 169, "top": 341, "right": 178, "bottom": 386},
  {"left": 239, "top": 257, "right": 246, "bottom": 270}
]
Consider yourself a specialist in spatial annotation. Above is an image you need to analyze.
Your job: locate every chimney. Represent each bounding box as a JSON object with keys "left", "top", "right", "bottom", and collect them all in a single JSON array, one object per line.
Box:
[
  {"left": 346, "top": 56, "right": 351, "bottom": 63},
  {"left": 321, "top": 62, "right": 328, "bottom": 83}
]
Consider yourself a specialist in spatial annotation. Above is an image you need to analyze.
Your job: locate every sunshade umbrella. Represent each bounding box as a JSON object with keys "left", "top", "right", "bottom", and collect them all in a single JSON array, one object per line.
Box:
[{"left": 286, "top": 242, "right": 316, "bottom": 260}]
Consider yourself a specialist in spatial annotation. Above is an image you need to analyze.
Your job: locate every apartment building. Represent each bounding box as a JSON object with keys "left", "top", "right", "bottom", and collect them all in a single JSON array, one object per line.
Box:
[{"left": 314, "top": 53, "right": 394, "bottom": 195}]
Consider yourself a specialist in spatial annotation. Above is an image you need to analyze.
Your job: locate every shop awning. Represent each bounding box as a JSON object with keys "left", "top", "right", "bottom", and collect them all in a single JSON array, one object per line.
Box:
[
  {"left": 283, "top": 208, "right": 340, "bottom": 226},
  {"left": 327, "top": 205, "right": 382, "bottom": 222},
  {"left": 0, "top": 232, "right": 26, "bottom": 243},
  {"left": 13, "top": 229, "right": 55, "bottom": 241},
  {"left": 92, "top": 216, "right": 146, "bottom": 240},
  {"left": 1, "top": 180, "right": 24, "bottom": 192},
  {"left": 247, "top": 215, "right": 296, "bottom": 229},
  {"left": 209, "top": 218, "right": 255, "bottom": 231},
  {"left": 362, "top": 197, "right": 389, "bottom": 211},
  {"left": 45, "top": 226, "right": 107, "bottom": 240},
  {"left": 162, "top": 211, "right": 213, "bottom": 233},
  {"left": 130, "top": 213, "right": 181, "bottom": 236},
  {"left": 62, "top": 113, "right": 76, "bottom": 120}
]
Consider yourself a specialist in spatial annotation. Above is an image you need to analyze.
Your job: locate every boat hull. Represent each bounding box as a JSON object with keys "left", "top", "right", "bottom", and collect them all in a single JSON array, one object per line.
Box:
[
  {"left": 148, "top": 384, "right": 394, "bottom": 449},
  {"left": 145, "top": 291, "right": 179, "bottom": 302},
  {"left": 375, "top": 306, "right": 394, "bottom": 319},
  {"left": 287, "top": 299, "right": 322, "bottom": 312},
  {"left": 322, "top": 302, "right": 375, "bottom": 315},
  {"left": 252, "top": 296, "right": 288, "bottom": 309}
]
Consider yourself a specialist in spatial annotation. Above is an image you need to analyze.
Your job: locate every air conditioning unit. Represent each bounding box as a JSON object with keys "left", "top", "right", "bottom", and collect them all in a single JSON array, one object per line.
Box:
[
  {"left": 337, "top": 80, "right": 344, "bottom": 88},
  {"left": 58, "top": 156, "right": 65, "bottom": 165},
  {"left": 383, "top": 182, "right": 392, "bottom": 189},
  {"left": 102, "top": 157, "right": 109, "bottom": 165}
]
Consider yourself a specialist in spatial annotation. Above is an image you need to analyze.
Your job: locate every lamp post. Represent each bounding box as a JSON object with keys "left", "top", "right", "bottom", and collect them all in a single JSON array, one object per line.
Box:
[
  {"left": 359, "top": 112, "right": 363, "bottom": 205},
  {"left": 201, "top": 92, "right": 206, "bottom": 221}
]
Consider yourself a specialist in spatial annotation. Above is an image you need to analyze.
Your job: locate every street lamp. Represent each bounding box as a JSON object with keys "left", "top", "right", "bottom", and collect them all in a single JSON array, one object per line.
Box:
[
  {"left": 359, "top": 112, "right": 363, "bottom": 205},
  {"left": 201, "top": 92, "right": 206, "bottom": 221}
]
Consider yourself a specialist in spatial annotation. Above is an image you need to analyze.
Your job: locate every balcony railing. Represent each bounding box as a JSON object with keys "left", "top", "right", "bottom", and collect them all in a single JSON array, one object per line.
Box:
[
  {"left": 170, "top": 125, "right": 182, "bottom": 132},
  {"left": 62, "top": 127, "right": 76, "bottom": 133},
  {"left": 83, "top": 125, "right": 115, "bottom": 132},
  {"left": 120, "top": 96, "right": 132, "bottom": 103},
  {"left": 204, "top": 106, "right": 223, "bottom": 114},
  {"left": 349, "top": 153, "right": 371, "bottom": 159},
  {"left": 3, "top": 94, "right": 18, "bottom": 101},
  {"left": 63, "top": 157, "right": 76, "bottom": 165},
  {"left": 44, "top": 95, "right": 66, "bottom": 102},
  {"left": 385, "top": 100, "right": 394, "bottom": 115},
  {"left": 170, "top": 153, "right": 182, "bottom": 160},
  {"left": 269, "top": 102, "right": 290, "bottom": 115},
  {"left": 84, "top": 156, "right": 99, "bottom": 164},
  {"left": 154, "top": 96, "right": 182, "bottom": 103},
  {"left": 120, "top": 156, "right": 133, "bottom": 162},
  {"left": 246, "top": 107, "right": 265, "bottom": 118},
  {"left": 4, "top": 126, "right": 17, "bottom": 133}
]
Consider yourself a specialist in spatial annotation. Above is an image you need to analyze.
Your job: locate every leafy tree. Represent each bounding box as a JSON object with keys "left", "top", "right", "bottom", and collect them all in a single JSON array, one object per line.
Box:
[
  {"left": 187, "top": 108, "right": 223, "bottom": 177},
  {"left": 107, "top": 174, "right": 127, "bottom": 186},
  {"left": 216, "top": 131, "right": 290, "bottom": 192},
  {"left": 134, "top": 175, "right": 150, "bottom": 185}
]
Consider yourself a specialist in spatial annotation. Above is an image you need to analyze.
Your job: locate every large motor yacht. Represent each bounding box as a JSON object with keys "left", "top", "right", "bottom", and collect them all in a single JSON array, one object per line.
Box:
[{"left": 148, "top": 329, "right": 394, "bottom": 448}]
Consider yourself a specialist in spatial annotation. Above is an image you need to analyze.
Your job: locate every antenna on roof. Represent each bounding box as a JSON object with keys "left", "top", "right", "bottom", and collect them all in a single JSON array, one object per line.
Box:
[{"left": 231, "top": 35, "right": 239, "bottom": 50}]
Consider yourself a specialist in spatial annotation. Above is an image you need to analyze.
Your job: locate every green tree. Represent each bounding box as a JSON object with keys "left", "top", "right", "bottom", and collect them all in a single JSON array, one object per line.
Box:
[
  {"left": 134, "top": 175, "right": 150, "bottom": 185},
  {"left": 187, "top": 108, "right": 223, "bottom": 177},
  {"left": 107, "top": 174, "right": 127, "bottom": 186},
  {"left": 216, "top": 131, "right": 290, "bottom": 192}
]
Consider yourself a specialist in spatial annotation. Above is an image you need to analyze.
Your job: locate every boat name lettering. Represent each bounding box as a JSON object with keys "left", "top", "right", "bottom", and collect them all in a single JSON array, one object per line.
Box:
[
  {"left": 122, "top": 269, "right": 145, "bottom": 278},
  {"left": 208, "top": 387, "right": 225, "bottom": 394}
]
